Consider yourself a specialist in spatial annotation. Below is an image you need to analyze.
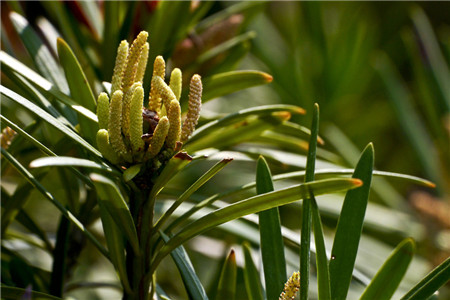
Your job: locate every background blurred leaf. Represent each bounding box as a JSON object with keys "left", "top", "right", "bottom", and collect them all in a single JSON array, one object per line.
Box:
[{"left": 360, "top": 238, "right": 415, "bottom": 300}]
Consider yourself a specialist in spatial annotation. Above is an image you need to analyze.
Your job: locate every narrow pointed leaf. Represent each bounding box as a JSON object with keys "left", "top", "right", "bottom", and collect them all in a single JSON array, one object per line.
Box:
[
  {"left": 215, "top": 249, "right": 237, "bottom": 300},
  {"left": 360, "top": 238, "right": 415, "bottom": 300},
  {"left": 161, "top": 232, "right": 208, "bottom": 300},
  {"left": 311, "top": 197, "right": 331, "bottom": 300},
  {"left": 400, "top": 256, "right": 450, "bottom": 300},
  {"left": 30, "top": 156, "right": 119, "bottom": 175},
  {"left": 155, "top": 158, "right": 233, "bottom": 232},
  {"left": 98, "top": 201, "right": 132, "bottom": 294},
  {"left": 189, "top": 105, "right": 305, "bottom": 143},
  {"left": 0, "top": 51, "right": 98, "bottom": 123},
  {"left": 1, "top": 86, "right": 101, "bottom": 157},
  {"left": 1, "top": 148, "right": 109, "bottom": 259},
  {"left": 56, "top": 38, "right": 96, "bottom": 112},
  {"left": 151, "top": 177, "right": 362, "bottom": 273},
  {"left": 57, "top": 38, "right": 97, "bottom": 142},
  {"left": 202, "top": 71, "right": 273, "bottom": 102},
  {"left": 9, "top": 12, "right": 68, "bottom": 93},
  {"left": 242, "top": 243, "right": 264, "bottom": 300},
  {"left": 1, "top": 286, "right": 62, "bottom": 300},
  {"left": 256, "top": 156, "right": 286, "bottom": 300},
  {"left": 185, "top": 112, "right": 292, "bottom": 153},
  {"left": 300, "top": 104, "right": 320, "bottom": 300},
  {"left": 90, "top": 173, "right": 140, "bottom": 255},
  {"left": 329, "top": 143, "right": 374, "bottom": 300}
]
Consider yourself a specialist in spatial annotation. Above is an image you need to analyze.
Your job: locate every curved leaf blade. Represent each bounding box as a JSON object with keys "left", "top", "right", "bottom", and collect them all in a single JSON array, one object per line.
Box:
[
  {"left": 90, "top": 173, "right": 140, "bottom": 255},
  {"left": 1, "top": 286, "right": 62, "bottom": 300},
  {"left": 202, "top": 70, "right": 273, "bottom": 102},
  {"left": 242, "top": 242, "right": 264, "bottom": 300},
  {"left": 9, "top": 11, "right": 68, "bottom": 93},
  {"left": 1, "top": 148, "right": 108, "bottom": 259},
  {"left": 1, "top": 85, "right": 101, "bottom": 157},
  {"left": 329, "top": 143, "right": 374, "bottom": 300},
  {"left": 161, "top": 232, "right": 209, "bottom": 300},
  {"left": 215, "top": 249, "right": 237, "bottom": 300},
  {"left": 360, "top": 238, "right": 416, "bottom": 300},
  {"left": 30, "top": 156, "right": 119, "bottom": 175},
  {"left": 256, "top": 156, "right": 286, "bottom": 300},
  {"left": 400, "top": 256, "right": 450, "bottom": 300},
  {"left": 98, "top": 201, "right": 132, "bottom": 294},
  {"left": 151, "top": 177, "right": 363, "bottom": 273},
  {"left": 155, "top": 158, "right": 233, "bottom": 233}
]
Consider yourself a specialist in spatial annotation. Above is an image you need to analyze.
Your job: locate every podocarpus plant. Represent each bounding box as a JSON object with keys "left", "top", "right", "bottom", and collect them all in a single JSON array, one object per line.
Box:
[{"left": 1, "top": 2, "right": 449, "bottom": 300}]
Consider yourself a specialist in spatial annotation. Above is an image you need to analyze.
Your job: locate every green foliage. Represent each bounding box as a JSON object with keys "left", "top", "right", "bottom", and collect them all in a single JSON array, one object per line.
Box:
[{"left": 1, "top": 2, "right": 447, "bottom": 300}]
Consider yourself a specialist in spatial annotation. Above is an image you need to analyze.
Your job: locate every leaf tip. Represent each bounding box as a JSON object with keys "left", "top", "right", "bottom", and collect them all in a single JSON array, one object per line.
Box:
[
  {"left": 262, "top": 72, "right": 273, "bottom": 83},
  {"left": 352, "top": 178, "right": 364, "bottom": 187}
]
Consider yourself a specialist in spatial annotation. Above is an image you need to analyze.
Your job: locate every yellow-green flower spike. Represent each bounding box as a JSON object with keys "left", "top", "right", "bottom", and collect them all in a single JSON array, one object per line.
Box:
[
  {"left": 166, "top": 99, "right": 181, "bottom": 150},
  {"left": 169, "top": 68, "right": 182, "bottom": 100},
  {"left": 152, "top": 76, "right": 177, "bottom": 112},
  {"left": 111, "top": 40, "right": 129, "bottom": 94},
  {"left": 122, "top": 82, "right": 142, "bottom": 139},
  {"left": 108, "top": 90, "right": 128, "bottom": 155},
  {"left": 135, "top": 42, "right": 149, "bottom": 83},
  {"left": 148, "top": 56, "right": 166, "bottom": 112},
  {"left": 97, "top": 92, "right": 110, "bottom": 130},
  {"left": 96, "top": 129, "right": 121, "bottom": 164},
  {"left": 122, "top": 31, "right": 148, "bottom": 92},
  {"left": 129, "top": 85, "right": 145, "bottom": 153},
  {"left": 147, "top": 116, "right": 169, "bottom": 158},
  {"left": 279, "top": 272, "right": 300, "bottom": 300},
  {"left": 181, "top": 74, "right": 202, "bottom": 142}
]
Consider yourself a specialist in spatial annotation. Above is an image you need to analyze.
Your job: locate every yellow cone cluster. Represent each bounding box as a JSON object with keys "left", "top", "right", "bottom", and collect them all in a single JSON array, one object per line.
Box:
[
  {"left": 279, "top": 272, "right": 300, "bottom": 300},
  {"left": 96, "top": 31, "right": 202, "bottom": 165}
]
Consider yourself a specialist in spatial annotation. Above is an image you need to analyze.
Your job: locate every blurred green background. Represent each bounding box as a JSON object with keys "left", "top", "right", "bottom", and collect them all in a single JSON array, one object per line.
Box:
[{"left": 1, "top": 1, "right": 449, "bottom": 299}]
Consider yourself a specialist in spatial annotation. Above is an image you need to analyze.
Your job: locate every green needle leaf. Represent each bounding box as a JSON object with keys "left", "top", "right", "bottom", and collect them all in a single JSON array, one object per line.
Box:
[
  {"left": 1, "top": 148, "right": 108, "bottom": 259},
  {"left": 1, "top": 286, "right": 62, "bottom": 300},
  {"left": 150, "top": 177, "right": 362, "bottom": 274},
  {"left": 98, "top": 200, "right": 132, "bottom": 294},
  {"left": 0, "top": 85, "right": 101, "bottom": 157},
  {"left": 215, "top": 249, "right": 237, "bottom": 300},
  {"left": 160, "top": 232, "right": 209, "bottom": 300},
  {"left": 57, "top": 38, "right": 97, "bottom": 142},
  {"left": 360, "top": 238, "right": 416, "bottom": 300},
  {"left": 202, "top": 70, "right": 273, "bottom": 102},
  {"left": 29, "top": 156, "right": 119, "bottom": 175},
  {"left": 9, "top": 12, "right": 69, "bottom": 94},
  {"left": 242, "top": 242, "right": 264, "bottom": 300},
  {"left": 90, "top": 173, "right": 140, "bottom": 256},
  {"left": 300, "top": 104, "right": 320, "bottom": 300},
  {"left": 400, "top": 256, "right": 450, "bottom": 300},
  {"left": 256, "top": 156, "right": 286, "bottom": 300},
  {"left": 329, "top": 143, "right": 374, "bottom": 300}
]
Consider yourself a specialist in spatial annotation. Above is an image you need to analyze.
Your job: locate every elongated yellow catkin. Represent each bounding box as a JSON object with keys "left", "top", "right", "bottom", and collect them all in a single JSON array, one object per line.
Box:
[
  {"left": 129, "top": 86, "right": 145, "bottom": 153},
  {"left": 147, "top": 116, "right": 169, "bottom": 158},
  {"left": 169, "top": 68, "right": 182, "bottom": 100},
  {"left": 108, "top": 90, "right": 128, "bottom": 154},
  {"left": 96, "top": 92, "right": 110, "bottom": 129},
  {"left": 121, "top": 31, "right": 148, "bottom": 92},
  {"left": 96, "top": 129, "right": 120, "bottom": 164},
  {"left": 279, "top": 272, "right": 300, "bottom": 300},
  {"left": 181, "top": 74, "right": 202, "bottom": 142},
  {"left": 111, "top": 40, "right": 129, "bottom": 94},
  {"left": 166, "top": 100, "right": 181, "bottom": 150},
  {"left": 122, "top": 82, "right": 142, "bottom": 139},
  {"left": 148, "top": 56, "right": 166, "bottom": 112},
  {"left": 152, "top": 76, "right": 177, "bottom": 112},
  {"left": 135, "top": 42, "right": 149, "bottom": 83}
]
